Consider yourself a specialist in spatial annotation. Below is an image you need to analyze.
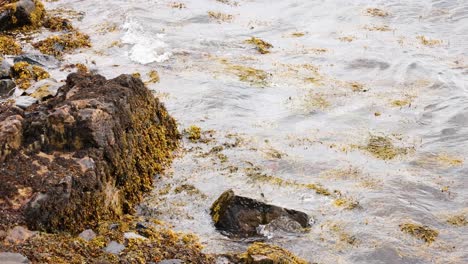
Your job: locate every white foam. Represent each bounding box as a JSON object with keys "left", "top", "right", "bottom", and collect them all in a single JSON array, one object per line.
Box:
[{"left": 121, "top": 19, "right": 172, "bottom": 64}]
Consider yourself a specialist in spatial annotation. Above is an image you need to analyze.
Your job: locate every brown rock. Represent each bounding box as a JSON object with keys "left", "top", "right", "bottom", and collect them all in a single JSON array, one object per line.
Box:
[
  {"left": 210, "top": 190, "right": 310, "bottom": 238},
  {"left": 0, "top": 73, "right": 179, "bottom": 233}
]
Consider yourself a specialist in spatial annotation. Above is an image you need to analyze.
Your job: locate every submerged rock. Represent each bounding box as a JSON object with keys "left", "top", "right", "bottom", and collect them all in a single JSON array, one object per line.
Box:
[
  {"left": 210, "top": 190, "right": 310, "bottom": 238},
  {"left": 0, "top": 73, "right": 179, "bottom": 233},
  {"left": 238, "top": 242, "right": 308, "bottom": 264}
]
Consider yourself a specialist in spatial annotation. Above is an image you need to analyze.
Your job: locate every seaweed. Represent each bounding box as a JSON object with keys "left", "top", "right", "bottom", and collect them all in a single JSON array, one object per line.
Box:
[
  {"left": 10, "top": 61, "right": 49, "bottom": 89},
  {"left": 207, "top": 11, "right": 233, "bottom": 23},
  {"left": 0, "top": 34, "right": 22, "bottom": 55},
  {"left": 33, "top": 31, "right": 91, "bottom": 57},
  {"left": 360, "top": 135, "right": 408, "bottom": 160},
  {"left": 186, "top": 125, "right": 201, "bottom": 142},
  {"left": 366, "top": 8, "right": 389, "bottom": 17},
  {"left": 245, "top": 37, "right": 273, "bottom": 54},
  {"left": 400, "top": 222, "right": 438, "bottom": 244}
]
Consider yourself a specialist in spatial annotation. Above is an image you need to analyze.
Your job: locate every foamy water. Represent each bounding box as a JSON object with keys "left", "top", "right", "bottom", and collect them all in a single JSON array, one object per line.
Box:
[{"left": 43, "top": 0, "right": 468, "bottom": 263}]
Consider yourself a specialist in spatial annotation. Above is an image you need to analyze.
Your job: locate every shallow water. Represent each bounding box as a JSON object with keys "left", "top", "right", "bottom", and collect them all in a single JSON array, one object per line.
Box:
[{"left": 43, "top": 0, "right": 468, "bottom": 263}]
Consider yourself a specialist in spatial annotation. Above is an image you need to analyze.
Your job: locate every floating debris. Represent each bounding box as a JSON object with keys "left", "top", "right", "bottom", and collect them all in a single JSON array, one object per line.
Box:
[
  {"left": 366, "top": 8, "right": 389, "bottom": 17},
  {"left": 186, "top": 125, "right": 202, "bottom": 142},
  {"left": 170, "top": 2, "right": 186, "bottom": 9},
  {"left": 417, "top": 36, "right": 442, "bottom": 46},
  {"left": 145, "top": 70, "right": 160, "bottom": 84},
  {"left": 364, "top": 24, "right": 392, "bottom": 32},
  {"left": 291, "top": 32, "right": 306, "bottom": 37},
  {"left": 400, "top": 222, "right": 439, "bottom": 244},
  {"left": 245, "top": 37, "right": 273, "bottom": 54},
  {"left": 391, "top": 98, "right": 411, "bottom": 107},
  {"left": 339, "top": 36, "right": 356, "bottom": 42},
  {"left": 446, "top": 214, "right": 467, "bottom": 227},
  {"left": 360, "top": 135, "right": 408, "bottom": 160},
  {"left": 333, "top": 197, "right": 360, "bottom": 210},
  {"left": 208, "top": 11, "right": 233, "bottom": 23},
  {"left": 227, "top": 64, "right": 269, "bottom": 86}
]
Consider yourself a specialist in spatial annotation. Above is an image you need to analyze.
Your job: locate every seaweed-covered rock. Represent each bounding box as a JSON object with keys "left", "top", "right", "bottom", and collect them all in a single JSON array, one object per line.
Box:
[
  {"left": 239, "top": 242, "right": 308, "bottom": 264},
  {"left": 14, "top": 54, "right": 60, "bottom": 69},
  {"left": 210, "top": 190, "right": 310, "bottom": 238},
  {"left": 0, "top": 0, "right": 45, "bottom": 31},
  {"left": 0, "top": 73, "right": 180, "bottom": 233}
]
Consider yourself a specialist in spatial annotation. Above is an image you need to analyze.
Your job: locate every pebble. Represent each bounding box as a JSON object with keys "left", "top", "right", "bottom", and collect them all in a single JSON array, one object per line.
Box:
[
  {"left": 0, "top": 252, "right": 30, "bottom": 264},
  {"left": 78, "top": 229, "right": 96, "bottom": 241},
  {"left": 104, "top": 241, "right": 125, "bottom": 254}
]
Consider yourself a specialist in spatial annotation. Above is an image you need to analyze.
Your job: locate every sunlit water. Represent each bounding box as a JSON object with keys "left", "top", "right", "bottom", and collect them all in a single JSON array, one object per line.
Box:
[{"left": 40, "top": 0, "right": 468, "bottom": 263}]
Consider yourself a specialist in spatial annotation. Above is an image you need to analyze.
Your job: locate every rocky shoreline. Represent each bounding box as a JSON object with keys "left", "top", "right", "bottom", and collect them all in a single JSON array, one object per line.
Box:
[{"left": 0, "top": 1, "right": 310, "bottom": 263}]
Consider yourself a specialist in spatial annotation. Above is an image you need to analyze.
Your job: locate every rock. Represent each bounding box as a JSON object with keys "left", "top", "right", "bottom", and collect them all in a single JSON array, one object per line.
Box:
[
  {"left": 104, "top": 241, "right": 125, "bottom": 255},
  {"left": 0, "top": 73, "right": 179, "bottom": 233},
  {"left": 0, "top": 0, "right": 45, "bottom": 31},
  {"left": 210, "top": 190, "right": 310, "bottom": 238},
  {"left": 0, "top": 59, "right": 12, "bottom": 79},
  {"left": 78, "top": 229, "right": 96, "bottom": 241},
  {"left": 24, "top": 78, "right": 61, "bottom": 100},
  {"left": 123, "top": 232, "right": 147, "bottom": 240},
  {"left": 0, "top": 252, "right": 30, "bottom": 264},
  {"left": 0, "top": 79, "right": 16, "bottom": 97},
  {"left": 157, "top": 260, "right": 183, "bottom": 264},
  {"left": 5, "top": 226, "right": 36, "bottom": 244},
  {"left": 14, "top": 96, "right": 37, "bottom": 109},
  {"left": 14, "top": 54, "right": 60, "bottom": 69},
  {"left": 239, "top": 242, "right": 307, "bottom": 264}
]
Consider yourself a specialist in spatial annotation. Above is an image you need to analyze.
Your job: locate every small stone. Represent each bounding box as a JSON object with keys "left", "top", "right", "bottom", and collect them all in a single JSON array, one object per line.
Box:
[
  {"left": 14, "top": 96, "right": 37, "bottom": 109},
  {"left": 0, "top": 80, "right": 16, "bottom": 97},
  {"left": 157, "top": 260, "right": 183, "bottom": 264},
  {"left": 5, "top": 226, "right": 36, "bottom": 245},
  {"left": 123, "top": 232, "right": 147, "bottom": 240},
  {"left": 24, "top": 79, "right": 61, "bottom": 100},
  {"left": 78, "top": 229, "right": 96, "bottom": 241},
  {"left": 0, "top": 59, "right": 12, "bottom": 78},
  {"left": 0, "top": 252, "right": 30, "bottom": 264},
  {"left": 104, "top": 241, "right": 125, "bottom": 254}
]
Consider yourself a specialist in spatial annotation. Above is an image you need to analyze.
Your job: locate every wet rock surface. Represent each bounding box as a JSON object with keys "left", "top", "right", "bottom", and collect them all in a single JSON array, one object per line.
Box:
[
  {"left": 0, "top": 73, "right": 180, "bottom": 233},
  {"left": 210, "top": 190, "right": 310, "bottom": 238},
  {"left": 13, "top": 54, "right": 60, "bottom": 69},
  {"left": 0, "top": 0, "right": 45, "bottom": 31}
]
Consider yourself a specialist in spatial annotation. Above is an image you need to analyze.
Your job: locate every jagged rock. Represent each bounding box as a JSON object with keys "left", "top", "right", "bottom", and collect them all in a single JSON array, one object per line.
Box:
[
  {"left": 14, "top": 54, "right": 60, "bottom": 69},
  {"left": 210, "top": 190, "right": 310, "bottom": 238},
  {"left": 0, "top": 73, "right": 179, "bottom": 233},
  {"left": 239, "top": 242, "right": 307, "bottom": 264},
  {"left": 0, "top": 0, "right": 45, "bottom": 31},
  {"left": 0, "top": 79, "right": 15, "bottom": 97},
  {"left": 0, "top": 252, "right": 30, "bottom": 264},
  {"left": 4, "top": 226, "right": 36, "bottom": 245},
  {"left": 78, "top": 229, "right": 96, "bottom": 241}
]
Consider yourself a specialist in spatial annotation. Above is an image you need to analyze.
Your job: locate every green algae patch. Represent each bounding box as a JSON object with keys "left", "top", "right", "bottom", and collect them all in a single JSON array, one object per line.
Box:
[
  {"left": 185, "top": 125, "right": 201, "bottom": 142},
  {"left": 0, "top": 216, "right": 214, "bottom": 263},
  {"left": 10, "top": 61, "right": 50, "bottom": 89},
  {"left": 245, "top": 37, "right": 273, "bottom": 54},
  {"left": 0, "top": 35, "right": 22, "bottom": 55},
  {"left": 33, "top": 31, "right": 91, "bottom": 57},
  {"left": 360, "top": 135, "right": 408, "bottom": 160},
  {"left": 400, "top": 222, "right": 438, "bottom": 244},
  {"left": 239, "top": 242, "right": 308, "bottom": 264}
]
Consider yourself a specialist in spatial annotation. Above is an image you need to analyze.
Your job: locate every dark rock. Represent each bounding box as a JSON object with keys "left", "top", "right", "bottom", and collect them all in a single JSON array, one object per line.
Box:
[
  {"left": 0, "top": 252, "right": 30, "bottom": 264},
  {"left": 14, "top": 54, "right": 60, "bottom": 69},
  {"left": 0, "top": 73, "right": 179, "bottom": 233},
  {"left": 0, "top": 79, "right": 15, "bottom": 97},
  {"left": 0, "top": 0, "right": 45, "bottom": 31},
  {"left": 210, "top": 190, "right": 310, "bottom": 238}
]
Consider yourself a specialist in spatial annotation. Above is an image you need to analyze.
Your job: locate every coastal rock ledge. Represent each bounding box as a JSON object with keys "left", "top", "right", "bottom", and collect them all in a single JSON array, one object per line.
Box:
[{"left": 0, "top": 73, "right": 179, "bottom": 233}]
